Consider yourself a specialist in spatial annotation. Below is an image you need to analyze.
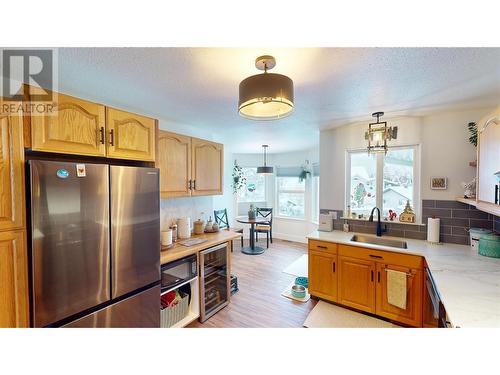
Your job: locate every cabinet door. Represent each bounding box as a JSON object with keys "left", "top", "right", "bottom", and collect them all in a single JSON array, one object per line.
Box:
[
  {"left": 156, "top": 131, "right": 191, "bottom": 198},
  {"left": 308, "top": 251, "right": 337, "bottom": 302},
  {"left": 477, "top": 108, "right": 500, "bottom": 204},
  {"left": 0, "top": 104, "right": 25, "bottom": 231},
  {"left": 375, "top": 264, "right": 423, "bottom": 327},
  {"left": 31, "top": 91, "right": 106, "bottom": 157},
  {"left": 191, "top": 138, "right": 223, "bottom": 196},
  {"left": 106, "top": 108, "right": 156, "bottom": 161},
  {"left": 338, "top": 256, "right": 376, "bottom": 313},
  {"left": 0, "top": 230, "right": 29, "bottom": 327}
]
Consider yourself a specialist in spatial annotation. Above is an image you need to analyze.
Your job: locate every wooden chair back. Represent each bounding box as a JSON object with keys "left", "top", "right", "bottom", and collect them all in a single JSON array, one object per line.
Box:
[{"left": 214, "top": 208, "right": 230, "bottom": 229}]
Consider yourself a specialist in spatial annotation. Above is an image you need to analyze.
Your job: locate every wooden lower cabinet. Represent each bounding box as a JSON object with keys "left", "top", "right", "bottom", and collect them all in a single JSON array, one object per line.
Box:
[
  {"left": 338, "top": 255, "right": 376, "bottom": 313},
  {"left": 0, "top": 230, "right": 29, "bottom": 327},
  {"left": 309, "top": 240, "right": 424, "bottom": 327},
  {"left": 375, "top": 263, "right": 423, "bottom": 327},
  {"left": 308, "top": 251, "right": 337, "bottom": 302}
]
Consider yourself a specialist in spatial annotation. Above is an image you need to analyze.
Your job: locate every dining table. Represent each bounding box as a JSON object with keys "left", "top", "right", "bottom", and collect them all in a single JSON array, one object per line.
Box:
[{"left": 235, "top": 216, "right": 270, "bottom": 255}]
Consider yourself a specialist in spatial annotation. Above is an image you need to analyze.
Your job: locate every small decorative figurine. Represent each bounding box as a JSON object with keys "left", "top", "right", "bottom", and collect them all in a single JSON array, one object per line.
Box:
[
  {"left": 399, "top": 200, "right": 416, "bottom": 223},
  {"left": 461, "top": 178, "right": 476, "bottom": 199},
  {"left": 388, "top": 209, "right": 397, "bottom": 221}
]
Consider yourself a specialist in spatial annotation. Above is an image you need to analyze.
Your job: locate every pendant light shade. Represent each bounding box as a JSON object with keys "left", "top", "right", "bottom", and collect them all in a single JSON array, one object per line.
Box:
[
  {"left": 257, "top": 145, "right": 273, "bottom": 175},
  {"left": 238, "top": 56, "right": 294, "bottom": 120}
]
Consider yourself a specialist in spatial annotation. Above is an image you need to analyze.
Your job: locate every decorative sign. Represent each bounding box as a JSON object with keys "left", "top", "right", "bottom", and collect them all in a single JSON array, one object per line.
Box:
[
  {"left": 430, "top": 177, "right": 447, "bottom": 190},
  {"left": 76, "top": 164, "right": 86, "bottom": 177}
]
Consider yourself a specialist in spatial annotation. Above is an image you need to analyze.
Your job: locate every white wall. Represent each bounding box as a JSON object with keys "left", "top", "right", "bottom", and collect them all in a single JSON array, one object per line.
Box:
[
  {"left": 320, "top": 107, "right": 494, "bottom": 218},
  {"left": 233, "top": 148, "right": 319, "bottom": 243}
]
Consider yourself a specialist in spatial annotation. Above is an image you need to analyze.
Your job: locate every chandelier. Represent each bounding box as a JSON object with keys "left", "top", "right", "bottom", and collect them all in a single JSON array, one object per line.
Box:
[{"left": 365, "top": 112, "right": 398, "bottom": 154}]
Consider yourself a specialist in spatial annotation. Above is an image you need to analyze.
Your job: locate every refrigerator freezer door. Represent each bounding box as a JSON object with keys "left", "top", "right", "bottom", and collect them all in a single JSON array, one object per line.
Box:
[
  {"left": 30, "top": 160, "right": 110, "bottom": 327},
  {"left": 62, "top": 285, "right": 160, "bottom": 327},
  {"left": 110, "top": 166, "right": 160, "bottom": 299}
]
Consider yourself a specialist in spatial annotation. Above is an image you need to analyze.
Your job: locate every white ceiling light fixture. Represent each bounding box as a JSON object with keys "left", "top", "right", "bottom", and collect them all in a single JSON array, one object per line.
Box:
[
  {"left": 365, "top": 112, "right": 398, "bottom": 154},
  {"left": 257, "top": 145, "right": 273, "bottom": 175},
  {"left": 238, "top": 55, "right": 294, "bottom": 120}
]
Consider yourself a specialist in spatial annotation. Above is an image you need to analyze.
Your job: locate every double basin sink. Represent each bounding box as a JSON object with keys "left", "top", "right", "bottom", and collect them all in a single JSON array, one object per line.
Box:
[{"left": 350, "top": 234, "right": 408, "bottom": 249}]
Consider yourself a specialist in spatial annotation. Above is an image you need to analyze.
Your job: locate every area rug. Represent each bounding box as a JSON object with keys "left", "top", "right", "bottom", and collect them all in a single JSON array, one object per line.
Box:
[
  {"left": 281, "top": 282, "right": 311, "bottom": 303},
  {"left": 283, "top": 254, "right": 308, "bottom": 277},
  {"left": 303, "top": 300, "right": 400, "bottom": 328}
]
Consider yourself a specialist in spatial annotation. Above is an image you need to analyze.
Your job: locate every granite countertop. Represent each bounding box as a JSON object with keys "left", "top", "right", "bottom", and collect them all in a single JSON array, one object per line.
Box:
[{"left": 307, "top": 230, "right": 500, "bottom": 328}]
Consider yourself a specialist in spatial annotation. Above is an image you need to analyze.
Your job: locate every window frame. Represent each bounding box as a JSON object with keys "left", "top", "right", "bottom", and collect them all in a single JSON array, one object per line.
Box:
[
  {"left": 345, "top": 144, "right": 421, "bottom": 222},
  {"left": 275, "top": 176, "right": 306, "bottom": 220}
]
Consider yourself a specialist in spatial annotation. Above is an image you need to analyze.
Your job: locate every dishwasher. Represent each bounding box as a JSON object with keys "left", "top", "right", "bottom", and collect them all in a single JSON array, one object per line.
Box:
[{"left": 199, "top": 243, "right": 230, "bottom": 322}]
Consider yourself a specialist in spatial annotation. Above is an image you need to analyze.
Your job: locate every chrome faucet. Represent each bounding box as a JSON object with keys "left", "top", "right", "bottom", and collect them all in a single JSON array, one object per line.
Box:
[{"left": 368, "top": 207, "right": 387, "bottom": 237}]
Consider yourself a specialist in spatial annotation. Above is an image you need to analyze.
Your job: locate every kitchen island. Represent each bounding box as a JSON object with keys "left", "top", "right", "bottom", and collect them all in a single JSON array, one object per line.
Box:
[{"left": 307, "top": 230, "right": 500, "bottom": 328}]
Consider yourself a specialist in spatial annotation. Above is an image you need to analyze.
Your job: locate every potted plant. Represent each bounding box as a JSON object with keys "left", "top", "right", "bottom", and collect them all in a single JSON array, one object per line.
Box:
[
  {"left": 248, "top": 204, "right": 256, "bottom": 220},
  {"left": 231, "top": 161, "right": 247, "bottom": 194}
]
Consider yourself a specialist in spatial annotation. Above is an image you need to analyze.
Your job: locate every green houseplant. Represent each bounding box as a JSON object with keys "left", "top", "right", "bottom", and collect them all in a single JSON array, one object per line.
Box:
[
  {"left": 231, "top": 161, "right": 246, "bottom": 194},
  {"left": 467, "top": 122, "right": 477, "bottom": 147}
]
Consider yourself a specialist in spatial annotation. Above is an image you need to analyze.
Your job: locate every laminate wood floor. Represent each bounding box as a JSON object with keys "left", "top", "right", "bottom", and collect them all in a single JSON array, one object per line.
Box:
[{"left": 188, "top": 238, "right": 317, "bottom": 328}]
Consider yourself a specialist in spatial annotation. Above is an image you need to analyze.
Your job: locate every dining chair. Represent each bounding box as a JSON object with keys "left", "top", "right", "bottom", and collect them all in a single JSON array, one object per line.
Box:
[
  {"left": 213, "top": 208, "right": 244, "bottom": 251},
  {"left": 255, "top": 207, "right": 273, "bottom": 248}
]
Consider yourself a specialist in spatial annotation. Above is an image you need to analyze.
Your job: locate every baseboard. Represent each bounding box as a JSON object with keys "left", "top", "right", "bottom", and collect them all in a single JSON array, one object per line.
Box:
[{"left": 272, "top": 232, "right": 307, "bottom": 244}]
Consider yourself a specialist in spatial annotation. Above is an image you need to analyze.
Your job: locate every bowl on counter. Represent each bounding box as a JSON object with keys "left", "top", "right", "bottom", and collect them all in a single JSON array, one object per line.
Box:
[{"left": 291, "top": 284, "right": 306, "bottom": 299}]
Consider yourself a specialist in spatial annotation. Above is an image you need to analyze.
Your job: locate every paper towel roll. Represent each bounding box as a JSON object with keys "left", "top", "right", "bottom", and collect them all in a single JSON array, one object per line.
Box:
[
  {"left": 161, "top": 230, "right": 172, "bottom": 246},
  {"left": 427, "top": 218, "right": 440, "bottom": 243}
]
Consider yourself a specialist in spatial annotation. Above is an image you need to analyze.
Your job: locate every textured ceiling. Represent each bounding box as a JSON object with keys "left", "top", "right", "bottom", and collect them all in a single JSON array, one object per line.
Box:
[{"left": 55, "top": 48, "right": 500, "bottom": 153}]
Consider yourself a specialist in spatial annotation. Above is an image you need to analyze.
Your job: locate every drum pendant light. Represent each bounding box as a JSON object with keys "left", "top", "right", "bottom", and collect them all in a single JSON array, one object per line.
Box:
[
  {"left": 238, "top": 55, "right": 294, "bottom": 120},
  {"left": 257, "top": 145, "right": 273, "bottom": 175}
]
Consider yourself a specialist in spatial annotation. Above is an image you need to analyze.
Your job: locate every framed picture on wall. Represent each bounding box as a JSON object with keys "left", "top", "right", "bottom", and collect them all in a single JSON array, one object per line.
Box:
[{"left": 430, "top": 177, "right": 447, "bottom": 190}]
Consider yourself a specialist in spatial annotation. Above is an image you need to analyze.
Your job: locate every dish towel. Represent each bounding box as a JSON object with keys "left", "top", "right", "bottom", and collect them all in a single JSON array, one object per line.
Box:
[{"left": 386, "top": 269, "right": 407, "bottom": 310}]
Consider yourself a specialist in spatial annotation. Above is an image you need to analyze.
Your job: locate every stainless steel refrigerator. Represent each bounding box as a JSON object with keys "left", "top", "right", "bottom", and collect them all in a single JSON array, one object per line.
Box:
[{"left": 29, "top": 160, "right": 160, "bottom": 327}]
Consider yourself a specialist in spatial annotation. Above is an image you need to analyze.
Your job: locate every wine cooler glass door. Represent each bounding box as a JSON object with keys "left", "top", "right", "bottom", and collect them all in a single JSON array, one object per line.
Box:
[{"left": 200, "top": 243, "right": 229, "bottom": 322}]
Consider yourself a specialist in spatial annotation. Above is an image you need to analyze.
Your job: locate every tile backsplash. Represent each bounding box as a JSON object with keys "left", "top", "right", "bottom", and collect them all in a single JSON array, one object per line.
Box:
[
  {"left": 160, "top": 196, "right": 213, "bottom": 231},
  {"left": 321, "top": 200, "right": 499, "bottom": 245}
]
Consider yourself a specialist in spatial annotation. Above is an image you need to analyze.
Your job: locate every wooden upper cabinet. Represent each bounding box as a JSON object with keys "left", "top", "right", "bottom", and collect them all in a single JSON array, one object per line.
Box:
[
  {"left": 191, "top": 138, "right": 223, "bottom": 196},
  {"left": 338, "top": 255, "right": 376, "bottom": 313},
  {"left": 0, "top": 230, "right": 29, "bottom": 327},
  {"left": 31, "top": 91, "right": 106, "bottom": 157},
  {"left": 157, "top": 131, "right": 191, "bottom": 198},
  {"left": 375, "top": 263, "right": 423, "bottom": 327},
  {"left": 106, "top": 108, "right": 156, "bottom": 161},
  {"left": 477, "top": 107, "right": 500, "bottom": 205},
  {"left": 308, "top": 251, "right": 338, "bottom": 302},
  {"left": 0, "top": 103, "right": 25, "bottom": 231}
]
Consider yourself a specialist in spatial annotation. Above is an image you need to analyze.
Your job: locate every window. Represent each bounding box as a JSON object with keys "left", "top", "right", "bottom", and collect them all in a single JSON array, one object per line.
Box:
[
  {"left": 346, "top": 146, "right": 419, "bottom": 220},
  {"left": 277, "top": 177, "right": 305, "bottom": 218},
  {"left": 237, "top": 167, "right": 266, "bottom": 203}
]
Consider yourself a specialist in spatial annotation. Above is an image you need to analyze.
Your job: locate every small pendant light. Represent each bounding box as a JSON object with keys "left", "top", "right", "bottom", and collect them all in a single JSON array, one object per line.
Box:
[
  {"left": 257, "top": 145, "right": 273, "bottom": 175},
  {"left": 365, "top": 111, "right": 398, "bottom": 154}
]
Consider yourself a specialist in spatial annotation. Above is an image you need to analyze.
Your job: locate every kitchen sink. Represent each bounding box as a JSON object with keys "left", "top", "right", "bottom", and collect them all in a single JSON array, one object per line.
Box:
[{"left": 350, "top": 234, "right": 408, "bottom": 249}]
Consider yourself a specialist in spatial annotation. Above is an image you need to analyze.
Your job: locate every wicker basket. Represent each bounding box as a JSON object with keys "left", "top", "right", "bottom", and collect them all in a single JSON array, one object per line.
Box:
[{"left": 160, "top": 291, "right": 189, "bottom": 328}]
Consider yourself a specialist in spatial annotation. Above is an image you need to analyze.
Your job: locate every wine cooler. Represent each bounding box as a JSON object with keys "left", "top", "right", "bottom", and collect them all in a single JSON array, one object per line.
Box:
[{"left": 199, "top": 243, "right": 230, "bottom": 322}]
